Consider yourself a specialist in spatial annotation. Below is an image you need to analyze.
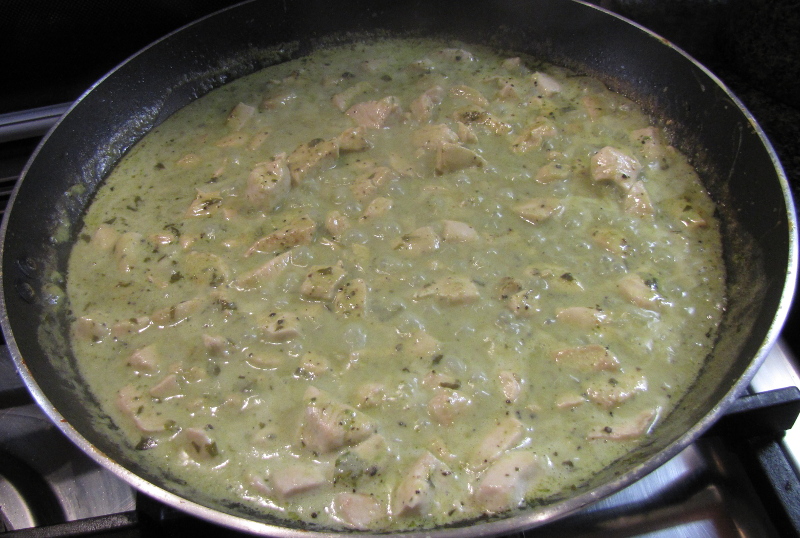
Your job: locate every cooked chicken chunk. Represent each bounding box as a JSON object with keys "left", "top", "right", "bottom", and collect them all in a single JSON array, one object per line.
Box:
[
  {"left": 473, "top": 451, "right": 543, "bottom": 513},
  {"left": 414, "top": 276, "right": 480, "bottom": 305},
  {"left": 287, "top": 137, "right": 339, "bottom": 184},
  {"left": 346, "top": 96, "right": 402, "bottom": 129},
  {"left": 298, "top": 386, "right": 376, "bottom": 454},
  {"left": 245, "top": 153, "right": 291, "bottom": 209}
]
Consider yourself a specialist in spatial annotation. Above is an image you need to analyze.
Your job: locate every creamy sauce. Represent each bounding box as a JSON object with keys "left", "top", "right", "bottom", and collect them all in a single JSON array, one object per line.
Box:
[{"left": 66, "top": 39, "right": 725, "bottom": 531}]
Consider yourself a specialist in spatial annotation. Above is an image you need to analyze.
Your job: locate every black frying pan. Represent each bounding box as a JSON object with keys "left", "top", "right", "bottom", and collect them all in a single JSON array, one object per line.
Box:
[{"left": 1, "top": 0, "right": 796, "bottom": 535}]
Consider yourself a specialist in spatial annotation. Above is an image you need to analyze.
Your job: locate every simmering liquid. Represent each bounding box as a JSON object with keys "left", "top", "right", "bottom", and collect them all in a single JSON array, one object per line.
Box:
[{"left": 66, "top": 39, "right": 725, "bottom": 531}]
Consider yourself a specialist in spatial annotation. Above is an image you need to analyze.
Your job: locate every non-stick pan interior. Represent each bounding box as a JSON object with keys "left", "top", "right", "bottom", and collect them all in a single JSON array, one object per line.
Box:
[{"left": 1, "top": 0, "right": 795, "bottom": 535}]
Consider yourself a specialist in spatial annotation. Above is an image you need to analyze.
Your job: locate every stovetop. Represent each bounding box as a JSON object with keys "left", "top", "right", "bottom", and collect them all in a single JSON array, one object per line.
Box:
[{"left": 1, "top": 1, "right": 800, "bottom": 536}]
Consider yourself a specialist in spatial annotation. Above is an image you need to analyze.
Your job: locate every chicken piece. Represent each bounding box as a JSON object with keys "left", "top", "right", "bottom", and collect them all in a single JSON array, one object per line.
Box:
[
  {"left": 414, "top": 276, "right": 480, "bottom": 305},
  {"left": 498, "top": 371, "right": 522, "bottom": 403},
  {"left": 624, "top": 180, "right": 655, "bottom": 218},
  {"left": 617, "top": 273, "right": 661, "bottom": 310},
  {"left": 552, "top": 344, "right": 620, "bottom": 372},
  {"left": 294, "top": 352, "right": 330, "bottom": 380},
  {"left": 126, "top": 344, "right": 161, "bottom": 372},
  {"left": 392, "top": 451, "right": 450, "bottom": 518},
  {"left": 113, "top": 232, "right": 143, "bottom": 273},
  {"left": 337, "top": 126, "right": 372, "bottom": 152},
  {"left": 234, "top": 249, "right": 294, "bottom": 289},
  {"left": 245, "top": 216, "right": 316, "bottom": 257},
  {"left": 300, "top": 261, "right": 347, "bottom": 301},
  {"left": 361, "top": 196, "right": 394, "bottom": 220},
  {"left": 585, "top": 374, "right": 648, "bottom": 409},
  {"left": 502, "top": 57, "right": 522, "bottom": 70},
  {"left": 298, "top": 386, "right": 376, "bottom": 454},
  {"left": 90, "top": 225, "right": 119, "bottom": 250},
  {"left": 334, "top": 492, "right": 383, "bottom": 530},
  {"left": 333, "top": 279, "right": 368, "bottom": 318},
  {"left": 591, "top": 146, "right": 642, "bottom": 188},
  {"left": 410, "top": 123, "right": 459, "bottom": 149},
  {"left": 73, "top": 315, "right": 110, "bottom": 343},
  {"left": 248, "top": 131, "right": 271, "bottom": 151},
  {"left": 202, "top": 334, "right": 230, "bottom": 356},
  {"left": 428, "top": 388, "right": 470, "bottom": 425},
  {"left": 245, "top": 153, "right": 291, "bottom": 210},
  {"left": 149, "top": 374, "right": 182, "bottom": 400},
  {"left": 111, "top": 316, "right": 151, "bottom": 338},
  {"left": 555, "top": 306, "right": 608, "bottom": 329},
  {"left": 456, "top": 121, "right": 478, "bottom": 144},
  {"left": 450, "top": 85, "right": 490, "bottom": 107},
  {"left": 405, "top": 330, "right": 441, "bottom": 359},
  {"left": 473, "top": 450, "right": 543, "bottom": 513},
  {"left": 591, "top": 228, "right": 628, "bottom": 256},
  {"left": 556, "top": 393, "right": 587, "bottom": 409},
  {"left": 531, "top": 72, "right": 562, "bottom": 96},
  {"left": 181, "top": 427, "right": 219, "bottom": 462},
  {"left": 245, "top": 350, "right": 283, "bottom": 370},
  {"left": 353, "top": 383, "right": 385, "bottom": 408},
  {"left": 470, "top": 417, "right": 524, "bottom": 471},
  {"left": 267, "top": 463, "right": 327, "bottom": 500},
  {"left": 587, "top": 409, "right": 657, "bottom": 440},
  {"left": 581, "top": 95, "right": 605, "bottom": 120},
  {"left": 331, "top": 81, "right": 374, "bottom": 112},
  {"left": 630, "top": 126, "right": 670, "bottom": 162},
  {"left": 514, "top": 197, "right": 563, "bottom": 225},
  {"left": 495, "top": 79, "right": 521, "bottom": 101},
  {"left": 261, "top": 311, "right": 301, "bottom": 342},
  {"left": 325, "top": 210, "right": 350, "bottom": 239},
  {"left": 151, "top": 297, "right": 204, "bottom": 328},
  {"left": 506, "top": 290, "right": 540, "bottom": 317},
  {"left": 184, "top": 190, "right": 223, "bottom": 218},
  {"left": 116, "top": 385, "right": 168, "bottom": 433},
  {"left": 346, "top": 96, "right": 402, "bottom": 129},
  {"left": 147, "top": 233, "right": 175, "bottom": 247},
  {"left": 410, "top": 85, "right": 445, "bottom": 123},
  {"left": 351, "top": 166, "right": 395, "bottom": 202},
  {"left": 535, "top": 162, "right": 570, "bottom": 184},
  {"left": 214, "top": 132, "right": 248, "bottom": 148},
  {"left": 435, "top": 143, "right": 487, "bottom": 175},
  {"left": 511, "top": 116, "right": 557, "bottom": 153},
  {"left": 453, "top": 106, "right": 511, "bottom": 134},
  {"left": 394, "top": 226, "right": 440, "bottom": 254},
  {"left": 421, "top": 371, "right": 460, "bottom": 390},
  {"left": 261, "top": 88, "right": 297, "bottom": 110},
  {"left": 287, "top": 137, "right": 340, "bottom": 185},
  {"left": 226, "top": 102, "right": 256, "bottom": 131},
  {"left": 442, "top": 220, "right": 479, "bottom": 242}
]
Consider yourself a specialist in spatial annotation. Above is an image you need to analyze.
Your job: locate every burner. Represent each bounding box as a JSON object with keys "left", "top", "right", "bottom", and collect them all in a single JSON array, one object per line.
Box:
[{"left": 0, "top": 352, "right": 135, "bottom": 532}]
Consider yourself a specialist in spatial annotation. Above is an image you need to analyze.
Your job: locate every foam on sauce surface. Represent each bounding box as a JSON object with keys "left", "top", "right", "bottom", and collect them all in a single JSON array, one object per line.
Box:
[{"left": 66, "top": 39, "right": 725, "bottom": 530}]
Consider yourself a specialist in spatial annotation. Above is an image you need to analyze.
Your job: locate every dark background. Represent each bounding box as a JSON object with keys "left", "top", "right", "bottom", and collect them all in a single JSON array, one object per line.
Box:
[{"left": 2, "top": 0, "right": 798, "bottom": 347}]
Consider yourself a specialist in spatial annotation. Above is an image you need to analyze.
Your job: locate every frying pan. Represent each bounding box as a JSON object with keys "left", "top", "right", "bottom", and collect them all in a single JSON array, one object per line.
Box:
[{"left": 1, "top": 0, "right": 796, "bottom": 535}]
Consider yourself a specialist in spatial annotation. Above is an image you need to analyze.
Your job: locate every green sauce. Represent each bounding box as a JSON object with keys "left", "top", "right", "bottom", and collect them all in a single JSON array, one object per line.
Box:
[{"left": 67, "top": 39, "right": 725, "bottom": 531}]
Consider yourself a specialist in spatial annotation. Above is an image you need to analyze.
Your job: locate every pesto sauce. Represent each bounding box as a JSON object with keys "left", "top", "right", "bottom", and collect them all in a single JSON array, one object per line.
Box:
[{"left": 66, "top": 39, "right": 725, "bottom": 531}]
